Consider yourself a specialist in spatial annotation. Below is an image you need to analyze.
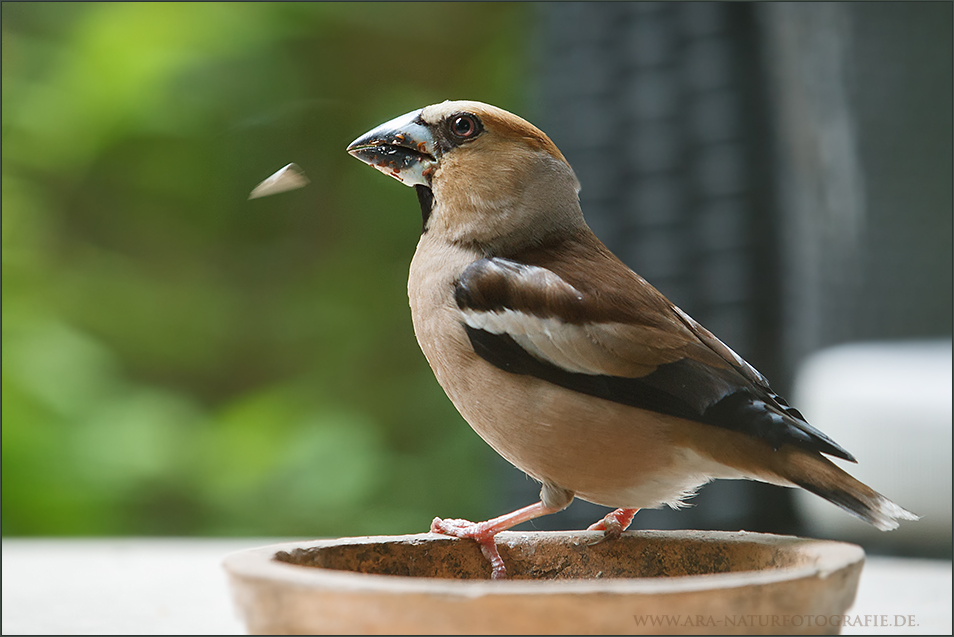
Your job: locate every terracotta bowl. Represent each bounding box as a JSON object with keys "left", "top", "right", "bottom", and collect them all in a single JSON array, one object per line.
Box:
[{"left": 223, "top": 530, "right": 864, "bottom": 635}]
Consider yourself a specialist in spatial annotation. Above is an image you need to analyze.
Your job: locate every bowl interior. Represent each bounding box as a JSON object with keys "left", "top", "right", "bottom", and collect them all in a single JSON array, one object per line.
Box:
[{"left": 273, "top": 531, "right": 818, "bottom": 581}]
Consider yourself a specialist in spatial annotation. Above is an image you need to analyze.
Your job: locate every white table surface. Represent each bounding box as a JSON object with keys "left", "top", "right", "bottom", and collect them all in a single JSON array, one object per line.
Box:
[{"left": 2, "top": 538, "right": 951, "bottom": 635}]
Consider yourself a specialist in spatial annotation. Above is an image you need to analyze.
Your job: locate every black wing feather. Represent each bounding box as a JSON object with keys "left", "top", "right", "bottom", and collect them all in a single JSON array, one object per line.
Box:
[{"left": 464, "top": 326, "right": 855, "bottom": 462}]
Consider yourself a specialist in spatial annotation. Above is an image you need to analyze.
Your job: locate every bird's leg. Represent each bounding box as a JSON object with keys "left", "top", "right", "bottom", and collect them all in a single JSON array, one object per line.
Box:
[
  {"left": 587, "top": 508, "right": 639, "bottom": 539},
  {"left": 431, "top": 501, "right": 562, "bottom": 580}
]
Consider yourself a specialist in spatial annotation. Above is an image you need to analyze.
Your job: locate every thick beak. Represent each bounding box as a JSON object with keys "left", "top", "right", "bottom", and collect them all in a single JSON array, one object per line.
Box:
[{"left": 347, "top": 108, "right": 437, "bottom": 187}]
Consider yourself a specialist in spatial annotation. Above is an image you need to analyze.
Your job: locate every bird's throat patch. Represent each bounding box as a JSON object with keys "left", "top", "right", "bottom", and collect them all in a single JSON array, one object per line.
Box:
[{"left": 415, "top": 185, "right": 434, "bottom": 232}]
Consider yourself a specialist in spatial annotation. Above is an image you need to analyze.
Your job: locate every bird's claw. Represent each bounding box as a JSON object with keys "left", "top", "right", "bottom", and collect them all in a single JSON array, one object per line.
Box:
[
  {"left": 586, "top": 508, "right": 638, "bottom": 544},
  {"left": 431, "top": 517, "right": 480, "bottom": 537},
  {"left": 587, "top": 515, "right": 624, "bottom": 539},
  {"left": 585, "top": 517, "right": 618, "bottom": 545},
  {"left": 430, "top": 517, "right": 507, "bottom": 580}
]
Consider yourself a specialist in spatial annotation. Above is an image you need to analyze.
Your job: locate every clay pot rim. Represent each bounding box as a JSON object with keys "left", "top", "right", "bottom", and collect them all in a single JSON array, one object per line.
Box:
[{"left": 222, "top": 529, "right": 864, "bottom": 597}]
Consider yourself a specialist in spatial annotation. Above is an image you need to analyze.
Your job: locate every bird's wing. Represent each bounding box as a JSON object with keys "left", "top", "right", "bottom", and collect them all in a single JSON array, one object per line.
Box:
[{"left": 455, "top": 256, "right": 855, "bottom": 462}]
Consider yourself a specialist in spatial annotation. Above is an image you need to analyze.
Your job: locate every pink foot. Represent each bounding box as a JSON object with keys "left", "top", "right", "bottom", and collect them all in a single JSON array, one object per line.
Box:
[
  {"left": 429, "top": 501, "right": 561, "bottom": 580},
  {"left": 431, "top": 517, "right": 507, "bottom": 580},
  {"left": 586, "top": 508, "right": 639, "bottom": 539}
]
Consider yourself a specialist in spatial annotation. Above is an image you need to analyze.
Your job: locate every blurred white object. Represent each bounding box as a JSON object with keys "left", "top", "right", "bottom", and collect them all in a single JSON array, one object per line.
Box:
[
  {"left": 791, "top": 340, "right": 952, "bottom": 551},
  {"left": 248, "top": 163, "right": 309, "bottom": 199}
]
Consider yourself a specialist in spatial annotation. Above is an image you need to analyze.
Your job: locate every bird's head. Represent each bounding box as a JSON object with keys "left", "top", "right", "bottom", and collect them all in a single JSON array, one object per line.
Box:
[{"left": 347, "top": 100, "right": 584, "bottom": 253}]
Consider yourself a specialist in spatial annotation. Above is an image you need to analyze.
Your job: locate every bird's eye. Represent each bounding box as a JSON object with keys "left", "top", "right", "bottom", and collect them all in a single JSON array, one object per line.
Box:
[{"left": 449, "top": 114, "right": 481, "bottom": 141}]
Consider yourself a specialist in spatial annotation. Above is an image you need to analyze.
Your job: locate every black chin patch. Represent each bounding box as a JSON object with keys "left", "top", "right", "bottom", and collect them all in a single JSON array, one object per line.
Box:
[{"left": 415, "top": 184, "right": 434, "bottom": 232}]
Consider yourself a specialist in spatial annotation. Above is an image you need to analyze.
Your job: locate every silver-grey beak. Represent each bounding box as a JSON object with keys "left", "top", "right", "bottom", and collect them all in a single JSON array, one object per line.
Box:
[{"left": 346, "top": 108, "right": 437, "bottom": 187}]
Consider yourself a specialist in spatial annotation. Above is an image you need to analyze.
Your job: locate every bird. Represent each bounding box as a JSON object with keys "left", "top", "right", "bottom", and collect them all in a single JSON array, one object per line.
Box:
[{"left": 346, "top": 100, "right": 918, "bottom": 579}]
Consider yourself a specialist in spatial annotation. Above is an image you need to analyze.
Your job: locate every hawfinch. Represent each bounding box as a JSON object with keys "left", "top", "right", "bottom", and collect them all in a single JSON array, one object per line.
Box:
[{"left": 347, "top": 100, "right": 917, "bottom": 579}]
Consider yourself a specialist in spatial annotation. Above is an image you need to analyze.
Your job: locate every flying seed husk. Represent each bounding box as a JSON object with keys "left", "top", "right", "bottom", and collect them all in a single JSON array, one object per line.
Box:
[{"left": 249, "top": 163, "right": 309, "bottom": 199}]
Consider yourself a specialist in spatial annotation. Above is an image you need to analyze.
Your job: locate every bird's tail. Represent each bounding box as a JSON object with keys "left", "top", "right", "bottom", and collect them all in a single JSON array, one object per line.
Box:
[{"left": 776, "top": 449, "right": 919, "bottom": 531}]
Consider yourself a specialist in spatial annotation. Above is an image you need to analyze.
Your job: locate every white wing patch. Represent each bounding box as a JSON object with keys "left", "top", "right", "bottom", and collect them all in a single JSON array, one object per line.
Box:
[
  {"left": 458, "top": 260, "right": 611, "bottom": 375},
  {"left": 458, "top": 260, "right": 673, "bottom": 378},
  {"left": 461, "top": 308, "right": 605, "bottom": 375}
]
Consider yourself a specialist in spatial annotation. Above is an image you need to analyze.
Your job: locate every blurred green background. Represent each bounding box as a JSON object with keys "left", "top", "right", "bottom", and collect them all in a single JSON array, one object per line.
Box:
[{"left": 3, "top": 2, "right": 533, "bottom": 536}]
